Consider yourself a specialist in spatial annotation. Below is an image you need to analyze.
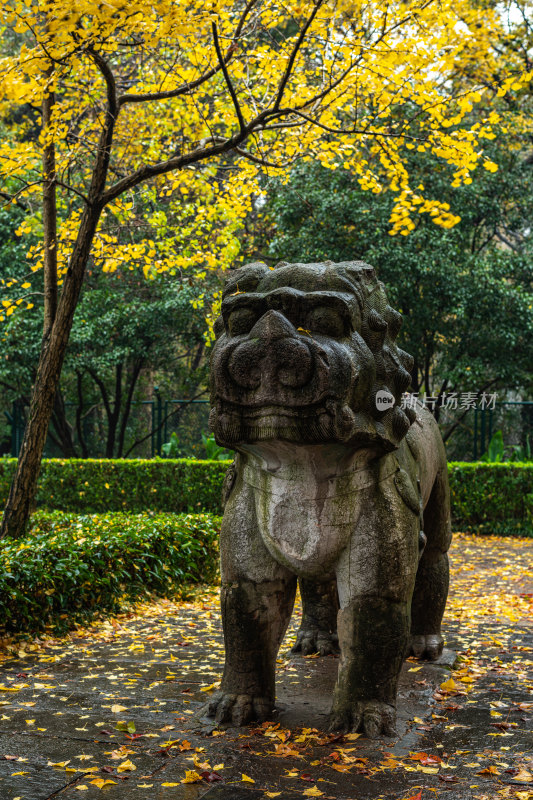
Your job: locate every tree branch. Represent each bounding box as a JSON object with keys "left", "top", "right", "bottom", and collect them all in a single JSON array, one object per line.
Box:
[
  {"left": 273, "top": 0, "right": 324, "bottom": 110},
  {"left": 118, "top": 0, "right": 259, "bottom": 107},
  {"left": 212, "top": 21, "right": 245, "bottom": 132}
]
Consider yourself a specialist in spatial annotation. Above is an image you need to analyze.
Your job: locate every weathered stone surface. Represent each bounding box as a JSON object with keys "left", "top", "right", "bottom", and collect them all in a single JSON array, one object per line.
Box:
[{"left": 208, "top": 260, "right": 452, "bottom": 737}]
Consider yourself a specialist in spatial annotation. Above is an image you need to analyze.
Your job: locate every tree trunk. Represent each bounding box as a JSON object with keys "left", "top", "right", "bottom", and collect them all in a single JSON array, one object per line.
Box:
[
  {"left": 75, "top": 371, "right": 89, "bottom": 458},
  {"left": 42, "top": 66, "right": 57, "bottom": 339},
  {"left": 116, "top": 360, "right": 143, "bottom": 458},
  {"left": 50, "top": 388, "right": 77, "bottom": 457},
  {"left": 106, "top": 364, "right": 123, "bottom": 458},
  {"left": 0, "top": 205, "right": 101, "bottom": 538}
]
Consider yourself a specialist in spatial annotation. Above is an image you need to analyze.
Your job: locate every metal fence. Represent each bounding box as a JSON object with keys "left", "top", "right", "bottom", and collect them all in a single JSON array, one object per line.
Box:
[
  {"left": 2, "top": 398, "right": 212, "bottom": 459},
  {"left": 3, "top": 397, "right": 532, "bottom": 461},
  {"left": 438, "top": 401, "right": 533, "bottom": 461}
]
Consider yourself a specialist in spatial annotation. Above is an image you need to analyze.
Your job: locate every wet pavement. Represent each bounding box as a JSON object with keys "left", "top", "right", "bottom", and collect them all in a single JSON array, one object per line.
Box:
[{"left": 0, "top": 532, "right": 531, "bottom": 800}]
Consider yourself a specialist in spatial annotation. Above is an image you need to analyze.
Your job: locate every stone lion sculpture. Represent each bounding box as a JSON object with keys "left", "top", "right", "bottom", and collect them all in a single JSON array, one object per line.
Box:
[{"left": 204, "top": 260, "right": 451, "bottom": 738}]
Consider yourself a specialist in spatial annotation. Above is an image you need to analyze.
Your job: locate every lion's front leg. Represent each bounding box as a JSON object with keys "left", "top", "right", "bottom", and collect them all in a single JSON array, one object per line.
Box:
[
  {"left": 329, "top": 596, "right": 410, "bottom": 737},
  {"left": 330, "top": 474, "right": 419, "bottom": 738},
  {"left": 205, "top": 577, "right": 297, "bottom": 725},
  {"left": 202, "top": 474, "right": 297, "bottom": 726}
]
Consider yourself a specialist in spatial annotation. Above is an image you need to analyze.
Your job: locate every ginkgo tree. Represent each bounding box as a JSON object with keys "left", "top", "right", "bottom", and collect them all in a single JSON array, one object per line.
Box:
[{"left": 0, "top": 0, "right": 529, "bottom": 537}]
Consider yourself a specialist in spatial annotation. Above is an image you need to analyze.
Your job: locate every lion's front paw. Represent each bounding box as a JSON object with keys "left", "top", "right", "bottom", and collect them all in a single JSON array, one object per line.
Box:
[
  {"left": 410, "top": 634, "right": 444, "bottom": 661},
  {"left": 329, "top": 700, "right": 396, "bottom": 738},
  {"left": 200, "top": 691, "right": 273, "bottom": 726},
  {"left": 292, "top": 627, "right": 339, "bottom": 656}
]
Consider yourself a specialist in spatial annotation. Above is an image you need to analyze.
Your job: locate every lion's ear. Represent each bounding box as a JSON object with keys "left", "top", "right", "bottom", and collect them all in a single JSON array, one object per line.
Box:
[{"left": 223, "top": 262, "right": 270, "bottom": 297}]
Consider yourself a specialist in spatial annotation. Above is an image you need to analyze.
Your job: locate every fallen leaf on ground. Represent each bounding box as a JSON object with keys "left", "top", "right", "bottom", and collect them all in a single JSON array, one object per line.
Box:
[
  {"left": 90, "top": 779, "right": 117, "bottom": 788},
  {"left": 181, "top": 771, "right": 202, "bottom": 784},
  {"left": 117, "top": 759, "right": 136, "bottom": 772}
]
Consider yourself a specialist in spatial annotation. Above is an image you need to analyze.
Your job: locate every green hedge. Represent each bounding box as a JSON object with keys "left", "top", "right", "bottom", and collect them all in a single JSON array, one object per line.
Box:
[
  {"left": 448, "top": 462, "right": 533, "bottom": 537},
  {"left": 0, "top": 511, "right": 221, "bottom": 634},
  {"left": 0, "top": 458, "right": 532, "bottom": 535},
  {"left": 0, "top": 458, "right": 230, "bottom": 513}
]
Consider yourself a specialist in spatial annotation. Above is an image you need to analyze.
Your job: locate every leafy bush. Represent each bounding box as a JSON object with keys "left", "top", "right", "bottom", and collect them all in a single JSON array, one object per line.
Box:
[
  {"left": 0, "top": 458, "right": 231, "bottom": 513},
  {"left": 0, "top": 511, "right": 221, "bottom": 634},
  {"left": 448, "top": 462, "right": 533, "bottom": 537},
  {"left": 0, "top": 458, "right": 531, "bottom": 536}
]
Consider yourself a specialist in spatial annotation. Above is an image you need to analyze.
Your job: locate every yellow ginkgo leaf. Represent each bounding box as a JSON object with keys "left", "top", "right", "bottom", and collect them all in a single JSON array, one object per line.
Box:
[
  {"left": 513, "top": 770, "right": 532, "bottom": 783},
  {"left": 48, "top": 760, "right": 71, "bottom": 767},
  {"left": 440, "top": 677, "right": 456, "bottom": 691},
  {"left": 90, "top": 778, "right": 117, "bottom": 788},
  {"left": 241, "top": 774, "right": 255, "bottom": 783},
  {"left": 180, "top": 771, "right": 202, "bottom": 784},
  {"left": 303, "top": 787, "right": 324, "bottom": 797},
  {"left": 117, "top": 759, "right": 136, "bottom": 772},
  {"left": 110, "top": 704, "right": 128, "bottom": 713}
]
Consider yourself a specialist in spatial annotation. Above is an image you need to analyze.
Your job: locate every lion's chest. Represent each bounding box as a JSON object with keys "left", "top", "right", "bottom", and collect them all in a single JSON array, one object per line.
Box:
[{"left": 243, "top": 463, "right": 366, "bottom": 577}]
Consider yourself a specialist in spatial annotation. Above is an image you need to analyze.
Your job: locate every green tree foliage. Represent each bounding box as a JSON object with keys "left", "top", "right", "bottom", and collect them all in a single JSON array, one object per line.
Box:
[
  {"left": 0, "top": 226, "right": 210, "bottom": 457},
  {"left": 260, "top": 146, "right": 533, "bottom": 407}
]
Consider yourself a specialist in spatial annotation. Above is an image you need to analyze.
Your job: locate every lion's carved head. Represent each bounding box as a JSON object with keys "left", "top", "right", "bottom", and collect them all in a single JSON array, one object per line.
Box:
[{"left": 209, "top": 260, "right": 415, "bottom": 452}]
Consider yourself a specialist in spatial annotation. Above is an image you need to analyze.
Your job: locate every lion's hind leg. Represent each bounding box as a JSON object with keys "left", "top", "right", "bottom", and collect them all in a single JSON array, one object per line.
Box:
[
  {"left": 410, "top": 466, "right": 452, "bottom": 661},
  {"left": 292, "top": 578, "right": 340, "bottom": 656}
]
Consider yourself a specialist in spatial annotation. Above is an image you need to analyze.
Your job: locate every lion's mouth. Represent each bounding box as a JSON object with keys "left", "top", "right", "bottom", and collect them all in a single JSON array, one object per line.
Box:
[
  {"left": 214, "top": 398, "right": 334, "bottom": 420},
  {"left": 209, "top": 398, "right": 355, "bottom": 447}
]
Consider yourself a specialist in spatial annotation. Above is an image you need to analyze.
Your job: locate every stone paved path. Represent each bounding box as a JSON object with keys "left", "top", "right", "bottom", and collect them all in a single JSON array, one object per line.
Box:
[{"left": 0, "top": 533, "right": 531, "bottom": 800}]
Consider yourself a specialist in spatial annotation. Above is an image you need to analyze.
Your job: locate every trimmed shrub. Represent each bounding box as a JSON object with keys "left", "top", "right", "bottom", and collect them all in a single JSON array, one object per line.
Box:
[
  {"left": 0, "top": 511, "right": 221, "bottom": 634},
  {"left": 0, "top": 458, "right": 531, "bottom": 535},
  {"left": 0, "top": 458, "right": 230, "bottom": 513},
  {"left": 448, "top": 462, "right": 533, "bottom": 537}
]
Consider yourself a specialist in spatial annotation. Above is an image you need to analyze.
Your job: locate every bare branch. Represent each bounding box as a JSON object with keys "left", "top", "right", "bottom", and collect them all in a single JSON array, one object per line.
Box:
[
  {"left": 118, "top": 0, "right": 259, "bottom": 107},
  {"left": 212, "top": 21, "right": 246, "bottom": 132},
  {"left": 85, "top": 49, "right": 120, "bottom": 205},
  {"left": 101, "top": 122, "right": 259, "bottom": 205},
  {"left": 273, "top": 0, "right": 324, "bottom": 110},
  {"left": 87, "top": 49, "right": 118, "bottom": 118},
  {"left": 234, "top": 145, "right": 289, "bottom": 168},
  {"left": 54, "top": 180, "right": 89, "bottom": 205}
]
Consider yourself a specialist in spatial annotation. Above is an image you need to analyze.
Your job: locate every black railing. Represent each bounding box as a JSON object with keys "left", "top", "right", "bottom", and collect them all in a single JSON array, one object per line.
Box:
[{"left": 2, "top": 396, "right": 532, "bottom": 461}]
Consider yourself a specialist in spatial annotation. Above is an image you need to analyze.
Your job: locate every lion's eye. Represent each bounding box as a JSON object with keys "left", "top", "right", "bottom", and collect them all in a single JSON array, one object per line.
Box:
[
  {"left": 307, "top": 306, "right": 345, "bottom": 337},
  {"left": 227, "top": 308, "right": 257, "bottom": 336}
]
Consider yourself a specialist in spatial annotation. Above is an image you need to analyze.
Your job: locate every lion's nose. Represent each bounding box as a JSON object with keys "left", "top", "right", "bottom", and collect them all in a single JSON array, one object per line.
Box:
[
  {"left": 227, "top": 310, "right": 313, "bottom": 390},
  {"left": 249, "top": 309, "right": 296, "bottom": 340}
]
